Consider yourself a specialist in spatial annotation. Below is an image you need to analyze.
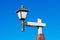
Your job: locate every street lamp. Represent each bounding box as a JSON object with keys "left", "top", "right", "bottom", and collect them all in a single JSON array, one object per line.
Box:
[
  {"left": 16, "top": 5, "right": 46, "bottom": 40},
  {"left": 16, "top": 5, "right": 29, "bottom": 20},
  {"left": 16, "top": 5, "right": 29, "bottom": 31}
]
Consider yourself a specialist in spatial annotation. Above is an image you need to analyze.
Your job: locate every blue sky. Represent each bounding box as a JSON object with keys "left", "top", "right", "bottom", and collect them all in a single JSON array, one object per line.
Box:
[{"left": 0, "top": 0, "right": 60, "bottom": 40}]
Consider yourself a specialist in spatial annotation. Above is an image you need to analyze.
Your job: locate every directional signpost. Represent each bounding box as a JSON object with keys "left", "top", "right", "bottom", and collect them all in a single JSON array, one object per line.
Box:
[{"left": 16, "top": 5, "right": 46, "bottom": 40}]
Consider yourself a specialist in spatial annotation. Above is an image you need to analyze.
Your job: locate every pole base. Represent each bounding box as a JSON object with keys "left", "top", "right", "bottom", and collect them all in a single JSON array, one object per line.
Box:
[{"left": 36, "top": 34, "right": 45, "bottom": 40}]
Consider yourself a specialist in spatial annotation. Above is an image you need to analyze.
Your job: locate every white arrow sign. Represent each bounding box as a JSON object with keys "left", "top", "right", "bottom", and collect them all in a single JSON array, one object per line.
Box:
[
  {"left": 26, "top": 18, "right": 46, "bottom": 34},
  {"left": 26, "top": 18, "right": 46, "bottom": 27}
]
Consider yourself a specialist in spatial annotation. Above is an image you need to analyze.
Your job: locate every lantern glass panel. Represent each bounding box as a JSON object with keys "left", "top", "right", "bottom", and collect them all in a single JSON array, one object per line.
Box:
[{"left": 17, "top": 11, "right": 27, "bottom": 20}]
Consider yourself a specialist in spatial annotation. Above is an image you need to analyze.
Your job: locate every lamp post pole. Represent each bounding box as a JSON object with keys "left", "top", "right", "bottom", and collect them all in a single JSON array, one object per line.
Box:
[
  {"left": 16, "top": 5, "right": 46, "bottom": 40},
  {"left": 21, "top": 20, "right": 24, "bottom": 31}
]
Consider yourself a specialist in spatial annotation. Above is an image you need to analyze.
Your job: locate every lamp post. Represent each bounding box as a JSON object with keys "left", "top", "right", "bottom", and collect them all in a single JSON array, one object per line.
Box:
[
  {"left": 16, "top": 5, "right": 46, "bottom": 40},
  {"left": 16, "top": 5, "right": 29, "bottom": 31}
]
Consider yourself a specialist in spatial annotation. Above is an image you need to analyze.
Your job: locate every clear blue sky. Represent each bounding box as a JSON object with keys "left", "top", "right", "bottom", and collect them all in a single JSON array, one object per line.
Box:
[{"left": 0, "top": 0, "right": 60, "bottom": 40}]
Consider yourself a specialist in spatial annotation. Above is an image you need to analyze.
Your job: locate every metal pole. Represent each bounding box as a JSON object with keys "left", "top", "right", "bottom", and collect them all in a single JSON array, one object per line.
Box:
[
  {"left": 36, "top": 27, "right": 45, "bottom": 40},
  {"left": 38, "top": 27, "right": 42, "bottom": 34},
  {"left": 21, "top": 20, "right": 24, "bottom": 31}
]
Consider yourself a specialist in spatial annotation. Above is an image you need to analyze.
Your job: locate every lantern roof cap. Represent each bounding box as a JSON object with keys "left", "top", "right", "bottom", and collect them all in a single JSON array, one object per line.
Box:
[{"left": 16, "top": 5, "right": 29, "bottom": 13}]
